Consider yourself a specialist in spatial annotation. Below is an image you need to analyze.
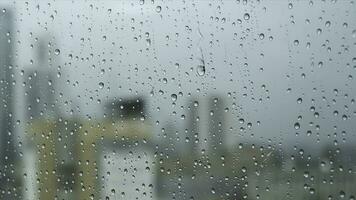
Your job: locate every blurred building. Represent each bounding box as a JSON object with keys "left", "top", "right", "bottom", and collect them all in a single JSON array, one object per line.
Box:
[
  {"left": 24, "top": 37, "right": 57, "bottom": 121},
  {"left": 0, "top": 8, "right": 20, "bottom": 199},
  {"left": 208, "top": 96, "right": 226, "bottom": 155},
  {"left": 101, "top": 97, "right": 155, "bottom": 200},
  {"left": 186, "top": 98, "right": 200, "bottom": 155},
  {"left": 22, "top": 36, "right": 59, "bottom": 200},
  {"left": 25, "top": 96, "right": 155, "bottom": 200}
]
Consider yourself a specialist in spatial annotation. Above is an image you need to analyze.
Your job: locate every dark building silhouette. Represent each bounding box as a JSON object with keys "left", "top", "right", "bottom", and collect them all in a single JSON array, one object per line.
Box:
[{"left": 104, "top": 97, "right": 145, "bottom": 120}]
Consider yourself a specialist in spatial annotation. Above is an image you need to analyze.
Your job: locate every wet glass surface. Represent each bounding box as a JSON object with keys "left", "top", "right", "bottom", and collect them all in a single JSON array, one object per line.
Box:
[{"left": 0, "top": 1, "right": 356, "bottom": 199}]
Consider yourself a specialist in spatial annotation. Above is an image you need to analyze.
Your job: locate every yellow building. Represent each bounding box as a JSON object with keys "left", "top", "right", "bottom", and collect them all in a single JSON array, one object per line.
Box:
[{"left": 25, "top": 117, "right": 154, "bottom": 200}]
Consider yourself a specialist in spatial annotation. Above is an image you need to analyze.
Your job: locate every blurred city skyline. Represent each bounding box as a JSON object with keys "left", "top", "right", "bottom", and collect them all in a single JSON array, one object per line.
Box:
[
  {"left": 3, "top": 0, "right": 354, "bottom": 152},
  {"left": 0, "top": 1, "right": 355, "bottom": 199}
]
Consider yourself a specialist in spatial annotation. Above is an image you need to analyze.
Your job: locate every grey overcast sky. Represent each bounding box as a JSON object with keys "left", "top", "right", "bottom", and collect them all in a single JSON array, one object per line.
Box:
[{"left": 3, "top": 0, "right": 355, "bottom": 153}]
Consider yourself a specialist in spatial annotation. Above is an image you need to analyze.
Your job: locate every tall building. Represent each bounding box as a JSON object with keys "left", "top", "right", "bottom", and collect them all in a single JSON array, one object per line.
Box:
[
  {"left": 0, "top": 8, "right": 19, "bottom": 199},
  {"left": 24, "top": 37, "right": 57, "bottom": 121},
  {"left": 101, "top": 97, "right": 156, "bottom": 200},
  {"left": 23, "top": 36, "right": 79, "bottom": 197},
  {"left": 186, "top": 98, "right": 200, "bottom": 154},
  {"left": 23, "top": 36, "right": 59, "bottom": 200},
  {"left": 208, "top": 96, "right": 226, "bottom": 154}
]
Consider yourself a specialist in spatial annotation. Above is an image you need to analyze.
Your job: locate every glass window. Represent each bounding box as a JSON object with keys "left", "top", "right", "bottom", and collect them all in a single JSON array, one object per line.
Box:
[{"left": 0, "top": 0, "right": 355, "bottom": 199}]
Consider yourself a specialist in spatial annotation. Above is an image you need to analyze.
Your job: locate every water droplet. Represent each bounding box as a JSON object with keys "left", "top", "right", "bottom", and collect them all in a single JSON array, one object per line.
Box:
[
  {"left": 54, "top": 49, "right": 60, "bottom": 55},
  {"left": 156, "top": 6, "right": 162, "bottom": 13},
  {"left": 297, "top": 98, "right": 303, "bottom": 104},
  {"left": 196, "top": 65, "right": 205, "bottom": 76},
  {"left": 239, "top": 118, "right": 245, "bottom": 124},
  {"left": 193, "top": 101, "right": 199, "bottom": 107},
  {"left": 99, "top": 82, "right": 104, "bottom": 89},
  {"left": 318, "top": 61, "right": 323, "bottom": 68},
  {"left": 243, "top": 13, "right": 250, "bottom": 20},
  {"left": 309, "top": 188, "right": 315, "bottom": 194},
  {"left": 294, "top": 122, "right": 300, "bottom": 130},
  {"left": 171, "top": 94, "right": 177, "bottom": 102},
  {"left": 342, "top": 115, "right": 348, "bottom": 120},
  {"left": 259, "top": 33, "right": 265, "bottom": 40},
  {"left": 211, "top": 188, "right": 216, "bottom": 194},
  {"left": 288, "top": 3, "right": 293, "bottom": 9}
]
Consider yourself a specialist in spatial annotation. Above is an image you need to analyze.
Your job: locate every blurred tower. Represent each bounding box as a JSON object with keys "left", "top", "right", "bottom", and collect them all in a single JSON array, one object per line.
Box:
[
  {"left": 0, "top": 8, "right": 20, "bottom": 199},
  {"left": 208, "top": 96, "right": 226, "bottom": 155},
  {"left": 24, "top": 36, "right": 57, "bottom": 121},
  {"left": 23, "top": 36, "right": 59, "bottom": 200},
  {"left": 186, "top": 98, "right": 200, "bottom": 154},
  {"left": 160, "top": 120, "right": 178, "bottom": 156}
]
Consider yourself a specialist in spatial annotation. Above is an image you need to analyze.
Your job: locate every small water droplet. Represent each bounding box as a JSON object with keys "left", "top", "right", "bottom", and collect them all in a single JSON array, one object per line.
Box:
[
  {"left": 288, "top": 3, "right": 293, "bottom": 9},
  {"left": 297, "top": 98, "right": 303, "bottom": 104},
  {"left": 156, "top": 6, "right": 162, "bottom": 13},
  {"left": 259, "top": 33, "right": 265, "bottom": 40},
  {"left": 54, "top": 49, "right": 60, "bottom": 55},
  {"left": 99, "top": 82, "right": 104, "bottom": 89}
]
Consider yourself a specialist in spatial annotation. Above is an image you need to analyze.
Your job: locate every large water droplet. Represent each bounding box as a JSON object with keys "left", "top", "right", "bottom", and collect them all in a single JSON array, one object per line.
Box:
[
  {"left": 243, "top": 13, "right": 250, "bottom": 20},
  {"left": 197, "top": 65, "right": 205, "bottom": 76},
  {"left": 171, "top": 94, "right": 177, "bottom": 102},
  {"left": 294, "top": 122, "right": 300, "bottom": 130}
]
